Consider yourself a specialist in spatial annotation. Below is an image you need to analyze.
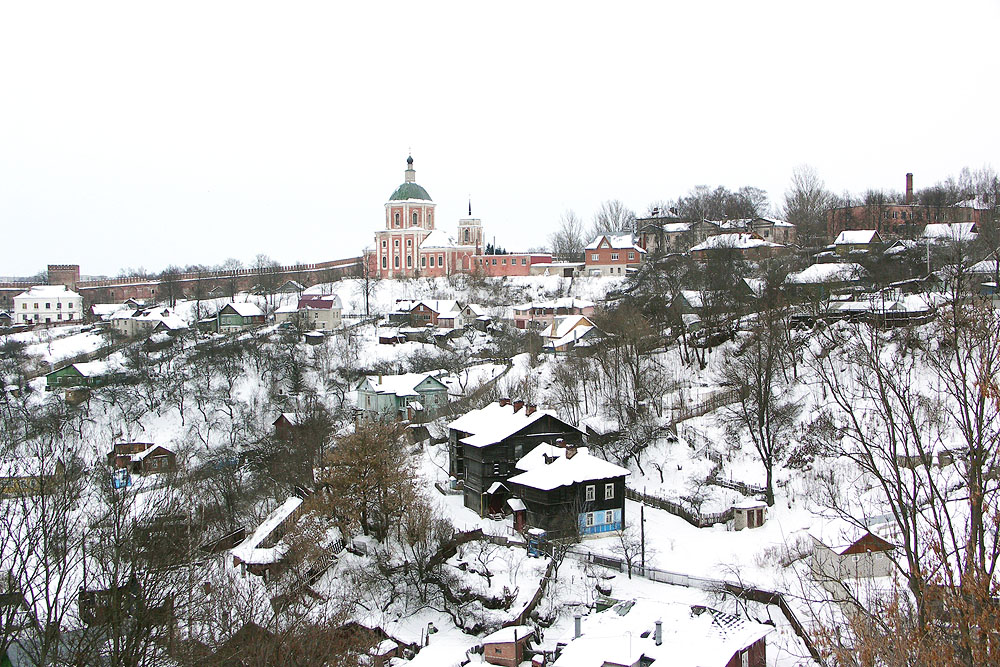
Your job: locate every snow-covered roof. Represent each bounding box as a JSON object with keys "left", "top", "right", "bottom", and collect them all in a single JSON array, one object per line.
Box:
[
  {"left": 969, "top": 259, "right": 1000, "bottom": 275},
  {"left": 449, "top": 402, "right": 578, "bottom": 448},
  {"left": 223, "top": 302, "right": 265, "bottom": 317},
  {"left": 753, "top": 216, "right": 794, "bottom": 227},
  {"left": 921, "top": 222, "right": 978, "bottom": 242},
  {"left": 552, "top": 599, "right": 772, "bottom": 667},
  {"left": 69, "top": 361, "right": 110, "bottom": 377},
  {"left": 689, "top": 233, "right": 781, "bottom": 252},
  {"left": 360, "top": 373, "right": 446, "bottom": 398},
  {"left": 585, "top": 234, "right": 645, "bottom": 252},
  {"left": 419, "top": 229, "right": 459, "bottom": 249},
  {"left": 834, "top": 229, "right": 880, "bottom": 245},
  {"left": 15, "top": 284, "right": 81, "bottom": 299},
  {"left": 91, "top": 303, "right": 129, "bottom": 318},
  {"left": 808, "top": 517, "right": 894, "bottom": 555},
  {"left": 540, "top": 315, "right": 594, "bottom": 341},
  {"left": 298, "top": 294, "right": 343, "bottom": 310},
  {"left": 413, "top": 299, "right": 462, "bottom": 318},
  {"left": 678, "top": 290, "right": 704, "bottom": 308},
  {"left": 231, "top": 496, "right": 303, "bottom": 565},
  {"left": 785, "top": 262, "right": 866, "bottom": 285},
  {"left": 481, "top": 625, "right": 533, "bottom": 645},
  {"left": 275, "top": 412, "right": 304, "bottom": 426},
  {"left": 132, "top": 444, "right": 173, "bottom": 462},
  {"left": 952, "top": 197, "right": 991, "bottom": 210},
  {"left": 508, "top": 445, "right": 629, "bottom": 491},
  {"left": 515, "top": 442, "right": 589, "bottom": 472}
]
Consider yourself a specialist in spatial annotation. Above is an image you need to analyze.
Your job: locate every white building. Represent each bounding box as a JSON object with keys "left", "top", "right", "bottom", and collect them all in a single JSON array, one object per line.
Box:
[{"left": 13, "top": 285, "right": 83, "bottom": 325}]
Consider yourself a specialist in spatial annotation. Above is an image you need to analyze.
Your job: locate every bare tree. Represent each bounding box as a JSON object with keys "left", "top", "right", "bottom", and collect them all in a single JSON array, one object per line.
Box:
[
  {"left": 549, "top": 210, "right": 585, "bottom": 261},
  {"left": 590, "top": 199, "right": 636, "bottom": 238},
  {"left": 783, "top": 164, "right": 833, "bottom": 248}
]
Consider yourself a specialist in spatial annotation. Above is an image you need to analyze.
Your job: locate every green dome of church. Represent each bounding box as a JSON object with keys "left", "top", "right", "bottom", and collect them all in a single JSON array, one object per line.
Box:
[
  {"left": 388, "top": 155, "right": 432, "bottom": 201},
  {"left": 388, "top": 182, "right": 432, "bottom": 202}
]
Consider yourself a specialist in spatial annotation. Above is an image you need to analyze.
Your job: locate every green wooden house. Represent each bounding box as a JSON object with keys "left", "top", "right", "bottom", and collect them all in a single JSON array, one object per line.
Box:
[
  {"left": 355, "top": 373, "right": 449, "bottom": 420},
  {"left": 45, "top": 362, "right": 122, "bottom": 390}
]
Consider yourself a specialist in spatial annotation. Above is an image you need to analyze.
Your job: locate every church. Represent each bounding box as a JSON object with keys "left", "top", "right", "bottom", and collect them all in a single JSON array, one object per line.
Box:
[{"left": 372, "top": 156, "right": 551, "bottom": 279}]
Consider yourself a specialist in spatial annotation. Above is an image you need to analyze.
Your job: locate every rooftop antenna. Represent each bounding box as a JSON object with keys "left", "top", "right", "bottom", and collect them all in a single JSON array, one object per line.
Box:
[{"left": 468, "top": 196, "right": 472, "bottom": 217}]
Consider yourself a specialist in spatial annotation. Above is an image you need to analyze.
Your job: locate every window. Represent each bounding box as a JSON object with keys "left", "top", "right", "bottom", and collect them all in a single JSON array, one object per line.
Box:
[
  {"left": 412, "top": 212, "right": 418, "bottom": 225},
  {"left": 21, "top": 304, "right": 25, "bottom": 309},
  {"left": 585, "top": 485, "right": 595, "bottom": 502},
  {"left": 68, "top": 302, "right": 73, "bottom": 309},
  {"left": 382, "top": 240, "right": 387, "bottom": 247},
  {"left": 421, "top": 256, "right": 426, "bottom": 267},
  {"left": 585, "top": 512, "right": 594, "bottom": 527},
  {"left": 57, "top": 314, "right": 62, "bottom": 320},
  {"left": 56, "top": 302, "right": 62, "bottom": 309},
  {"left": 741, "top": 651, "right": 749, "bottom": 667},
  {"left": 495, "top": 648, "right": 502, "bottom": 655},
  {"left": 438, "top": 255, "right": 444, "bottom": 266},
  {"left": 45, "top": 303, "right": 51, "bottom": 309},
  {"left": 394, "top": 256, "right": 400, "bottom": 268},
  {"left": 591, "top": 254, "right": 599, "bottom": 261},
  {"left": 34, "top": 303, "right": 38, "bottom": 309},
  {"left": 394, "top": 239, "right": 399, "bottom": 247},
  {"left": 605, "top": 510, "right": 614, "bottom": 525},
  {"left": 611, "top": 253, "right": 619, "bottom": 261},
  {"left": 605, "top": 483, "right": 614, "bottom": 500},
  {"left": 492, "top": 258, "right": 497, "bottom": 265},
  {"left": 430, "top": 256, "right": 435, "bottom": 267},
  {"left": 406, "top": 255, "right": 412, "bottom": 267},
  {"left": 428, "top": 213, "right": 432, "bottom": 224},
  {"left": 521, "top": 258, "right": 527, "bottom": 265},
  {"left": 502, "top": 258, "right": 507, "bottom": 265},
  {"left": 407, "top": 239, "right": 412, "bottom": 247},
  {"left": 628, "top": 251, "right": 635, "bottom": 260},
  {"left": 394, "top": 212, "right": 400, "bottom": 226},
  {"left": 381, "top": 257, "right": 387, "bottom": 269}
]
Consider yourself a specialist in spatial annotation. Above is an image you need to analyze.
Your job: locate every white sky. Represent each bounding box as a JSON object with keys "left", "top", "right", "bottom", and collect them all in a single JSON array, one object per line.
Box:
[{"left": 1, "top": 1, "right": 998, "bottom": 277}]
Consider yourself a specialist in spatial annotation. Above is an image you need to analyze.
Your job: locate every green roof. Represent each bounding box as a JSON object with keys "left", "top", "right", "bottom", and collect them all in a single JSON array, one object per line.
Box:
[{"left": 389, "top": 182, "right": 432, "bottom": 202}]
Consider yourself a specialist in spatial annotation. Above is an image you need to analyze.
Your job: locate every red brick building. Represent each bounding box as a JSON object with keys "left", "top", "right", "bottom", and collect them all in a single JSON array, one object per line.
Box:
[
  {"left": 584, "top": 234, "right": 646, "bottom": 276},
  {"left": 826, "top": 172, "right": 989, "bottom": 239}
]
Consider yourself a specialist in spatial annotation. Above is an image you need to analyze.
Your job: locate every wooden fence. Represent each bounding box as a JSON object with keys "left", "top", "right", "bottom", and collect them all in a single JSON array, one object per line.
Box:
[
  {"left": 625, "top": 488, "right": 733, "bottom": 528},
  {"left": 670, "top": 388, "right": 742, "bottom": 424}
]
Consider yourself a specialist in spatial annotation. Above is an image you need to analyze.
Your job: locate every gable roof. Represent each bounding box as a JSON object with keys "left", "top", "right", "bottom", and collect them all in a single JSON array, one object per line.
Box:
[
  {"left": 585, "top": 234, "right": 645, "bottom": 252},
  {"left": 689, "top": 233, "right": 781, "bottom": 252},
  {"left": 231, "top": 496, "right": 303, "bottom": 565},
  {"left": 809, "top": 517, "right": 895, "bottom": 555},
  {"left": 419, "top": 229, "right": 459, "bottom": 249},
  {"left": 448, "top": 402, "right": 581, "bottom": 449},
  {"left": 508, "top": 445, "right": 629, "bottom": 491},
  {"left": 359, "top": 373, "right": 448, "bottom": 398},
  {"left": 412, "top": 299, "right": 462, "bottom": 317},
  {"left": 298, "top": 294, "right": 343, "bottom": 310},
  {"left": 834, "top": 229, "right": 881, "bottom": 245},
  {"left": 785, "top": 262, "right": 867, "bottom": 285},
  {"left": 222, "top": 302, "right": 265, "bottom": 318},
  {"left": 921, "top": 222, "right": 978, "bottom": 242}
]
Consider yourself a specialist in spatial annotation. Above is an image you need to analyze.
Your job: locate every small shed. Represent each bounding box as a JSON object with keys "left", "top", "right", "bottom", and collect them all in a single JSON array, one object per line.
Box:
[
  {"left": 481, "top": 625, "right": 534, "bottom": 667},
  {"left": 732, "top": 500, "right": 767, "bottom": 531}
]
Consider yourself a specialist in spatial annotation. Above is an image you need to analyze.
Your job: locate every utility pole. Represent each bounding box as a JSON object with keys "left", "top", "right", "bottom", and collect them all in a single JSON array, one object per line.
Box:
[{"left": 640, "top": 487, "right": 646, "bottom": 575}]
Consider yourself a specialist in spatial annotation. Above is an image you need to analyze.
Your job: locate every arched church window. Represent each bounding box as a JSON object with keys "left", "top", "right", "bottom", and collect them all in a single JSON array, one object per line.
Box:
[
  {"left": 412, "top": 212, "right": 418, "bottom": 226},
  {"left": 421, "top": 256, "right": 426, "bottom": 267},
  {"left": 464, "top": 229, "right": 470, "bottom": 243},
  {"left": 394, "top": 256, "right": 399, "bottom": 268},
  {"left": 406, "top": 255, "right": 412, "bottom": 267},
  {"left": 382, "top": 257, "right": 387, "bottom": 269}
]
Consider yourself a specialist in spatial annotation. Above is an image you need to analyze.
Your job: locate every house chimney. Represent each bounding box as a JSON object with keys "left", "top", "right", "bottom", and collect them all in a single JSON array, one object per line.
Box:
[
  {"left": 513, "top": 399, "right": 524, "bottom": 412},
  {"left": 565, "top": 445, "right": 578, "bottom": 460},
  {"left": 525, "top": 404, "right": 536, "bottom": 416},
  {"left": 499, "top": 397, "right": 510, "bottom": 407},
  {"left": 574, "top": 614, "right": 582, "bottom": 639},
  {"left": 655, "top": 620, "right": 662, "bottom": 646},
  {"left": 906, "top": 173, "right": 914, "bottom": 204},
  {"left": 555, "top": 438, "right": 565, "bottom": 448}
]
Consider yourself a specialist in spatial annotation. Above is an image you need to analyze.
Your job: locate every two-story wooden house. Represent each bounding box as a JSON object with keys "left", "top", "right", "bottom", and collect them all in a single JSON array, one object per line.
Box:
[
  {"left": 216, "top": 302, "right": 266, "bottom": 333},
  {"left": 448, "top": 399, "right": 584, "bottom": 516},
  {"left": 507, "top": 441, "right": 629, "bottom": 537},
  {"left": 356, "top": 373, "right": 450, "bottom": 421}
]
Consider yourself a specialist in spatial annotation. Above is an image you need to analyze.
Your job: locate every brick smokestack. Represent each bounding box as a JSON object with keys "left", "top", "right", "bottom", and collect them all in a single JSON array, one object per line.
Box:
[
  {"left": 513, "top": 399, "right": 524, "bottom": 412},
  {"left": 906, "top": 173, "right": 914, "bottom": 205},
  {"left": 499, "top": 397, "right": 510, "bottom": 407}
]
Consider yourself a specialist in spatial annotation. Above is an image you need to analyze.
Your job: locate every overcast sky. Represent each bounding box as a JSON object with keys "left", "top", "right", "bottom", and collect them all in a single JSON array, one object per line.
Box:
[{"left": 1, "top": 1, "right": 997, "bottom": 277}]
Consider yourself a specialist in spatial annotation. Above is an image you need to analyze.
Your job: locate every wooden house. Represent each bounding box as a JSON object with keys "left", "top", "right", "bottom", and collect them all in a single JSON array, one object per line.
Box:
[
  {"left": 355, "top": 374, "right": 449, "bottom": 421},
  {"left": 834, "top": 229, "right": 884, "bottom": 256},
  {"left": 448, "top": 400, "right": 585, "bottom": 516},
  {"left": 45, "top": 361, "right": 123, "bottom": 390},
  {"left": 507, "top": 442, "right": 629, "bottom": 537},
  {"left": 540, "top": 315, "right": 600, "bottom": 354},
  {"left": 231, "top": 496, "right": 304, "bottom": 577},
  {"left": 107, "top": 443, "right": 176, "bottom": 475},
  {"left": 409, "top": 299, "right": 463, "bottom": 328},
  {"left": 0, "top": 458, "right": 66, "bottom": 498},
  {"left": 216, "top": 302, "right": 266, "bottom": 332},
  {"left": 809, "top": 519, "right": 895, "bottom": 580}
]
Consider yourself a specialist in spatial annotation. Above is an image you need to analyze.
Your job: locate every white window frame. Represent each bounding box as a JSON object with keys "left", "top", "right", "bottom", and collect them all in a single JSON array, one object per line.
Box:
[
  {"left": 585, "top": 512, "right": 594, "bottom": 527},
  {"left": 605, "top": 483, "right": 614, "bottom": 500},
  {"left": 605, "top": 510, "right": 614, "bottom": 525},
  {"left": 591, "top": 253, "right": 599, "bottom": 261},
  {"left": 611, "top": 253, "right": 619, "bottom": 261},
  {"left": 585, "top": 485, "right": 595, "bottom": 502}
]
